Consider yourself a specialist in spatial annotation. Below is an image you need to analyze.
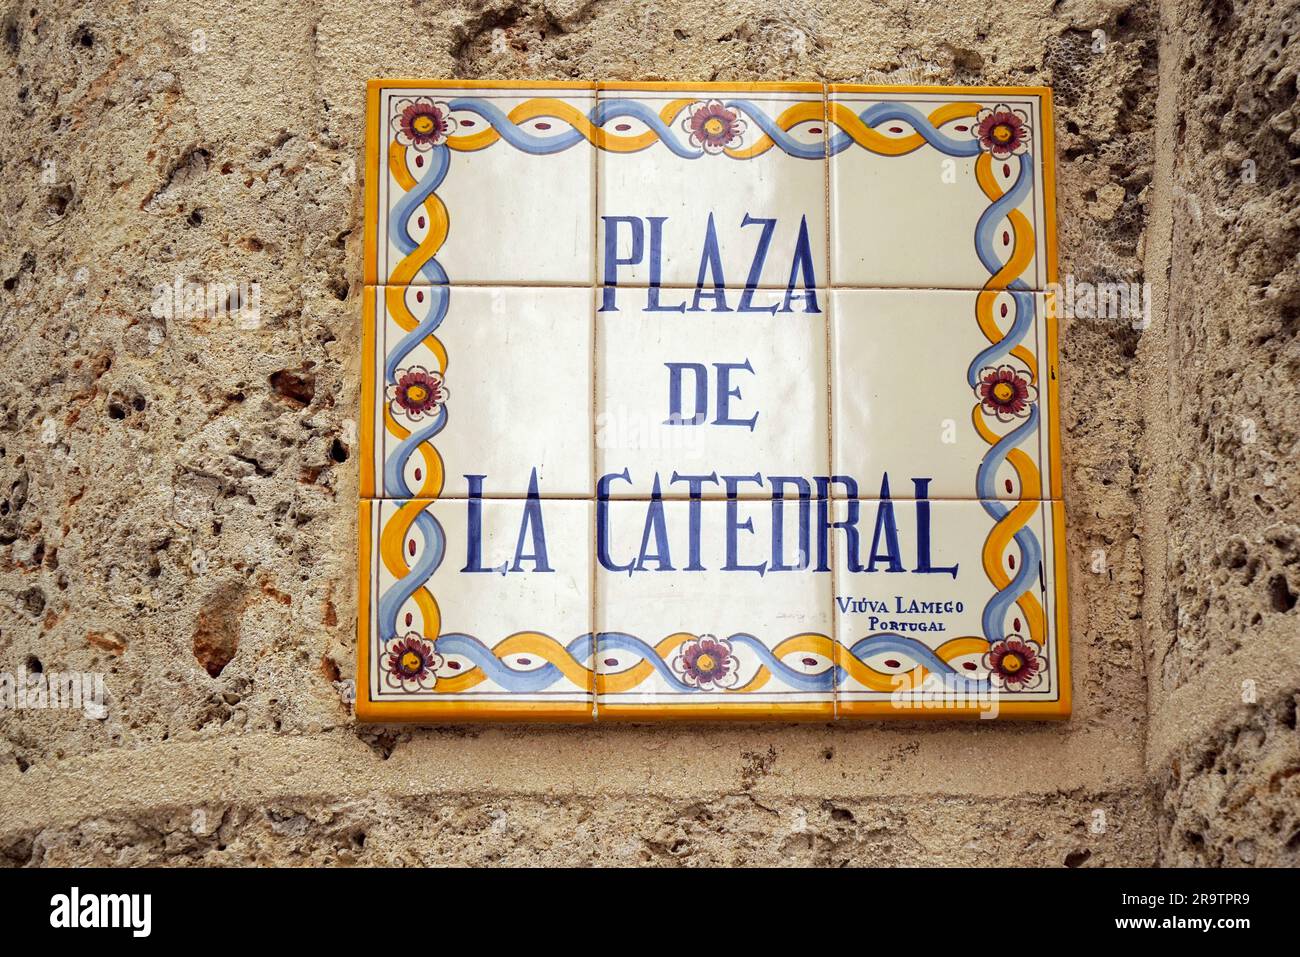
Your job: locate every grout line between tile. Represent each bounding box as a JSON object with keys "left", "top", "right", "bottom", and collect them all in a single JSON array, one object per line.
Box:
[
  {"left": 587, "top": 112, "right": 599, "bottom": 718},
  {"left": 822, "top": 85, "right": 832, "bottom": 308},
  {"left": 822, "top": 94, "right": 839, "bottom": 719},
  {"left": 589, "top": 284, "right": 599, "bottom": 721}
]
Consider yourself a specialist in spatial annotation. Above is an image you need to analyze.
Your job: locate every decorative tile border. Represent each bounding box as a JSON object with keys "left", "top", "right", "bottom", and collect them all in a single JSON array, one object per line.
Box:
[{"left": 357, "top": 80, "right": 1068, "bottom": 722}]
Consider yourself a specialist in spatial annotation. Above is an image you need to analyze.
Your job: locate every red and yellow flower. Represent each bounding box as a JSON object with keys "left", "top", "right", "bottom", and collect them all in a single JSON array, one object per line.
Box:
[
  {"left": 682, "top": 100, "right": 747, "bottom": 154},
  {"left": 975, "top": 364, "right": 1037, "bottom": 422},
  {"left": 973, "top": 104, "right": 1031, "bottom": 159},
  {"left": 672, "top": 634, "right": 741, "bottom": 690},
  {"left": 982, "top": 635, "right": 1046, "bottom": 691},
  {"left": 387, "top": 366, "right": 448, "bottom": 421},
  {"left": 393, "top": 97, "right": 453, "bottom": 150},
  {"left": 381, "top": 632, "right": 444, "bottom": 693}
]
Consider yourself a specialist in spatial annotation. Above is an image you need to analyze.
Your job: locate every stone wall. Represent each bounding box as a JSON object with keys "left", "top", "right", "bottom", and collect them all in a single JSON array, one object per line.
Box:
[
  {"left": 1141, "top": 0, "right": 1300, "bottom": 866},
  {"left": 0, "top": 0, "right": 1290, "bottom": 867}
]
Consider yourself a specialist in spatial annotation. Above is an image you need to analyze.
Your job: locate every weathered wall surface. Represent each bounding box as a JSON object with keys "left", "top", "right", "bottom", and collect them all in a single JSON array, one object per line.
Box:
[
  {"left": 0, "top": 0, "right": 1283, "bottom": 868},
  {"left": 1140, "top": 0, "right": 1300, "bottom": 866}
]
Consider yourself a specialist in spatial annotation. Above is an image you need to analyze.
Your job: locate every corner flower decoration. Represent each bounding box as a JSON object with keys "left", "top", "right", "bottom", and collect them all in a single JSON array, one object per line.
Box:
[
  {"left": 973, "top": 103, "right": 1031, "bottom": 159},
  {"left": 974, "top": 364, "right": 1037, "bottom": 422},
  {"left": 381, "top": 632, "right": 444, "bottom": 693},
  {"left": 392, "top": 97, "right": 453, "bottom": 150},
  {"left": 682, "top": 100, "right": 747, "bottom": 155},
  {"left": 672, "top": 634, "right": 741, "bottom": 691},
  {"left": 982, "top": 635, "right": 1047, "bottom": 691},
  {"left": 387, "top": 366, "right": 448, "bottom": 421}
]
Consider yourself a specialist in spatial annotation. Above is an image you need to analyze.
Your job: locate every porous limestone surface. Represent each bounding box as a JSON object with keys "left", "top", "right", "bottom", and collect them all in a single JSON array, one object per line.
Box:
[
  {"left": 1140, "top": 0, "right": 1300, "bottom": 865},
  {"left": 0, "top": 0, "right": 1289, "bottom": 867}
]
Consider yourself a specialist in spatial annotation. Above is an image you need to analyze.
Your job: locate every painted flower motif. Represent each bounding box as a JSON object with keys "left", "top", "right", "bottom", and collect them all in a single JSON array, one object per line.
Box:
[
  {"left": 672, "top": 634, "right": 741, "bottom": 691},
  {"left": 387, "top": 366, "right": 448, "bottom": 421},
  {"left": 682, "top": 100, "right": 747, "bottom": 154},
  {"left": 392, "top": 97, "right": 453, "bottom": 150},
  {"left": 974, "top": 364, "right": 1038, "bottom": 422},
  {"left": 381, "top": 632, "right": 444, "bottom": 693},
  {"left": 973, "top": 104, "right": 1032, "bottom": 159},
  {"left": 982, "top": 635, "right": 1047, "bottom": 691}
]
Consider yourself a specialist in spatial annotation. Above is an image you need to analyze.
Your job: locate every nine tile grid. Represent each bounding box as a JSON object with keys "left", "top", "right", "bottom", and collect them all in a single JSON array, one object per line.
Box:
[{"left": 364, "top": 82, "right": 1059, "bottom": 719}]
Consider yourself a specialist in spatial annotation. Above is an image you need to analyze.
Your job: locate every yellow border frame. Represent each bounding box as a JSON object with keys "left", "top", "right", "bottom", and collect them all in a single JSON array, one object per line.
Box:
[
  {"left": 599, "top": 80, "right": 824, "bottom": 94},
  {"left": 357, "top": 80, "right": 1070, "bottom": 722},
  {"left": 359, "top": 288, "right": 377, "bottom": 498},
  {"left": 597, "top": 701, "right": 832, "bottom": 722}
]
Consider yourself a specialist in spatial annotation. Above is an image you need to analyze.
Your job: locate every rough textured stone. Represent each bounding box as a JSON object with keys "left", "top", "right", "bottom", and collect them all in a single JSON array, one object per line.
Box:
[
  {"left": 1158, "top": 691, "right": 1300, "bottom": 866},
  {"left": 0, "top": 0, "right": 1292, "bottom": 866},
  {"left": 1140, "top": 0, "right": 1300, "bottom": 866},
  {"left": 7, "top": 789, "right": 1154, "bottom": 867},
  {"left": 1158, "top": 0, "right": 1298, "bottom": 698}
]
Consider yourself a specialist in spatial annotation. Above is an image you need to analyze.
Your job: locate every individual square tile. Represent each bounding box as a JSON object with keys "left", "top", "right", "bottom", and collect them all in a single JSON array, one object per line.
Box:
[
  {"left": 830, "top": 497, "right": 1070, "bottom": 719},
  {"left": 596, "top": 82, "right": 827, "bottom": 289},
  {"left": 360, "top": 285, "right": 594, "bottom": 499},
  {"left": 595, "top": 286, "right": 829, "bottom": 499},
  {"left": 829, "top": 86, "right": 1056, "bottom": 290},
  {"left": 364, "top": 80, "right": 596, "bottom": 286},
  {"left": 830, "top": 289, "right": 1060, "bottom": 501},
  {"left": 356, "top": 498, "right": 595, "bottom": 722},
  {"left": 595, "top": 498, "right": 835, "bottom": 719}
]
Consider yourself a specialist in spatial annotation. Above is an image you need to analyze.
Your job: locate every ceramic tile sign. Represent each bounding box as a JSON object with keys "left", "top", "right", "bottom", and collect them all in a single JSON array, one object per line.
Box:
[{"left": 357, "top": 80, "right": 1068, "bottom": 722}]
